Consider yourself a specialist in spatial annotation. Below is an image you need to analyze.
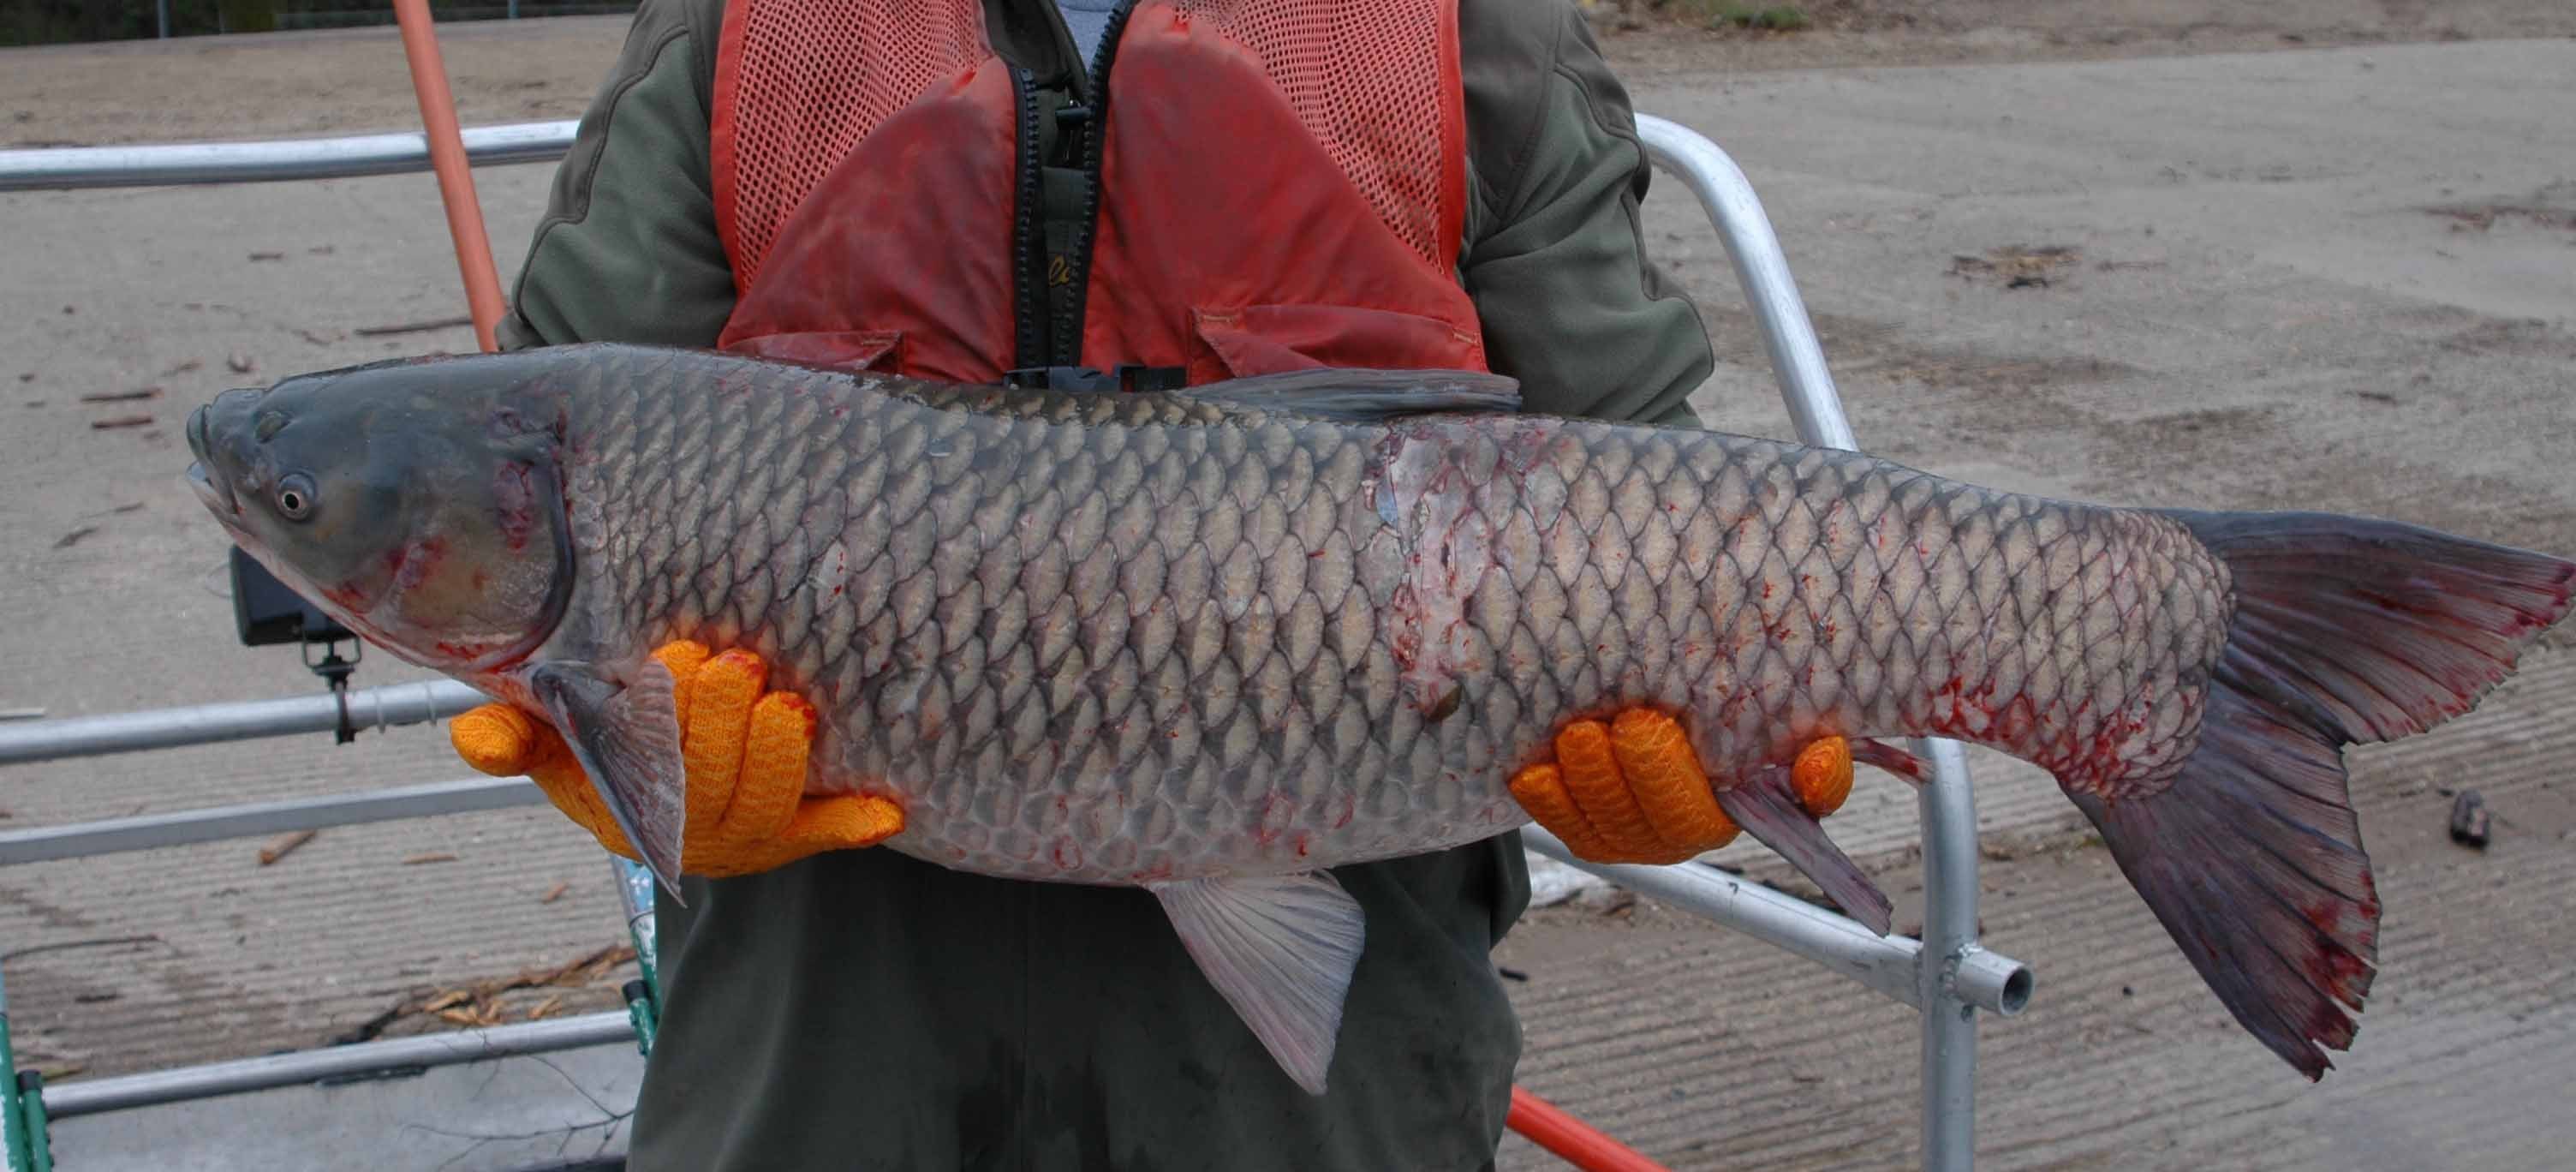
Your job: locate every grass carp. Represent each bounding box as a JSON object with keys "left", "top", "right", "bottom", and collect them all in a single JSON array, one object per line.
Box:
[{"left": 186, "top": 344, "right": 2573, "bottom": 1092}]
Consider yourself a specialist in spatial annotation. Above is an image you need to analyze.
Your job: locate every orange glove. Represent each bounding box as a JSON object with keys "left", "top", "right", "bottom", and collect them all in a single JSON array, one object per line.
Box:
[
  {"left": 1511, "top": 709, "right": 1852, "bottom": 865},
  {"left": 450, "top": 642, "right": 903, "bottom": 877}
]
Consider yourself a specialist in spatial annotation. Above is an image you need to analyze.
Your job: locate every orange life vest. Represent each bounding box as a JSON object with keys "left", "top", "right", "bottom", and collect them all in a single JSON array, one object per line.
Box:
[{"left": 707, "top": 0, "right": 1488, "bottom": 386}]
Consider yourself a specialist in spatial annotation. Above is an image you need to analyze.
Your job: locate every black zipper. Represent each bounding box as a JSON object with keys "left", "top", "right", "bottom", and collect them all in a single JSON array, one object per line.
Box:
[
  {"left": 1050, "top": 0, "right": 1138, "bottom": 366},
  {"left": 1007, "top": 64, "right": 1048, "bottom": 370}
]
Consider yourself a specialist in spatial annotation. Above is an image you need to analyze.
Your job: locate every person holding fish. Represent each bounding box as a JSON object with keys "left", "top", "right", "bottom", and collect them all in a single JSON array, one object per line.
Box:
[
  {"left": 432, "top": 0, "right": 1854, "bottom": 1166},
  {"left": 188, "top": 0, "right": 2576, "bottom": 1157}
]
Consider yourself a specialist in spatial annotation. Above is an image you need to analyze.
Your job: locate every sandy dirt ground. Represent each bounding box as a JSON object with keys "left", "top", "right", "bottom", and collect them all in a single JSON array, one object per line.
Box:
[
  {"left": 3, "top": 5, "right": 2573, "bottom": 1169},
  {"left": 9, "top": 3, "right": 2576, "bottom": 146}
]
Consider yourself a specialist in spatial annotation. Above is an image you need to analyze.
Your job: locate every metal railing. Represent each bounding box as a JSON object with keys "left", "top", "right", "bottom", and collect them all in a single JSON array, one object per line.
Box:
[
  {"left": 0, "top": 111, "right": 2029, "bottom": 1170},
  {"left": 0, "top": 717, "right": 660, "bottom": 1168},
  {"left": 0, "top": 122, "right": 578, "bottom": 191}
]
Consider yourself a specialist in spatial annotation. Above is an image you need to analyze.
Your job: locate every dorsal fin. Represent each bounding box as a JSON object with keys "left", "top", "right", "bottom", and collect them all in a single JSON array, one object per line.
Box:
[{"left": 1179, "top": 368, "right": 1521, "bottom": 421}]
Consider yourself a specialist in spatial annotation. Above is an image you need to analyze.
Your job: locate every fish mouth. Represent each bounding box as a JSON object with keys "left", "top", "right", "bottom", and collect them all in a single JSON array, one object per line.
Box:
[{"left": 185, "top": 400, "right": 242, "bottom": 516}]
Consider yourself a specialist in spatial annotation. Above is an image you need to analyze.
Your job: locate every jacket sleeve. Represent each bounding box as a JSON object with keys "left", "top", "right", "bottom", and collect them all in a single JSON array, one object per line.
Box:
[
  {"left": 497, "top": 0, "right": 737, "bottom": 351},
  {"left": 1456, "top": 0, "right": 1714, "bottom": 426}
]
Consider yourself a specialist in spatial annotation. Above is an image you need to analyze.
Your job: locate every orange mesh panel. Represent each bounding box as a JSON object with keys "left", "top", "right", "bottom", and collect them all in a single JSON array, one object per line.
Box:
[
  {"left": 716, "top": 0, "right": 994, "bottom": 286},
  {"left": 1165, "top": 0, "right": 1463, "bottom": 269}
]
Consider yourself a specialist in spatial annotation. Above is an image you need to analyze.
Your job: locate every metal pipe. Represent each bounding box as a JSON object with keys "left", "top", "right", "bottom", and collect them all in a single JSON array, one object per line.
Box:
[
  {"left": 14, "top": 1074, "right": 47, "bottom": 1172},
  {"left": 1634, "top": 114, "right": 1857, "bottom": 452},
  {"left": 157, "top": 0, "right": 170, "bottom": 39},
  {"left": 1638, "top": 115, "right": 2008, "bottom": 1166},
  {"left": 38, "top": 1013, "right": 635, "bottom": 1121},
  {"left": 0, "top": 965, "right": 24, "bottom": 1172},
  {"left": 0, "top": 680, "right": 488, "bottom": 767},
  {"left": 1914, "top": 737, "right": 1983, "bottom": 1170},
  {"left": 1525, "top": 823, "right": 1917, "bottom": 1008},
  {"left": 391, "top": 0, "right": 506, "bottom": 352},
  {"left": 613, "top": 856, "right": 661, "bottom": 1041},
  {"left": 0, "top": 123, "right": 576, "bottom": 193},
  {"left": 1951, "top": 946, "right": 2033, "bottom": 1019},
  {"left": 1524, "top": 826, "right": 2027, "bottom": 1018},
  {"left": 0, "top": 778, "right": 546, "bottom": 866}
]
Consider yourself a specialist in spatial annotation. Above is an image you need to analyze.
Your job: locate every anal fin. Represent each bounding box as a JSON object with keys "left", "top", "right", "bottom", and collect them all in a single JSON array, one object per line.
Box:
[
  {"left": 1149, "top": 872, "right": 1368, "bottom": 1096},
  {"left": 529, "top": 659, "right": 688, "bottom": 900},
  {"left": 1716, "top": 770, "right": 1894, "bottom": 935}
]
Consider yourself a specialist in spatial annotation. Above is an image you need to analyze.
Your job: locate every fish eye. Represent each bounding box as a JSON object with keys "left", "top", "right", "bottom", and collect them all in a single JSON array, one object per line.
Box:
[{"left": 276, "top": 473, "right": 317, "bottom": 521}]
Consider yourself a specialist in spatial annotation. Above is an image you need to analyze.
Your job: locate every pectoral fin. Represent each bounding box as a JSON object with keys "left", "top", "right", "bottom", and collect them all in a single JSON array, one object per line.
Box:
[
  {"left": 1716, "top": 770, "right": 1893, "bottom": 935},
  {"left": 528, "top": 660, "right": 688, "bottom": 900},
  {"left": 1149, "top": 873, "right": 1368, "bottom": 1096}
]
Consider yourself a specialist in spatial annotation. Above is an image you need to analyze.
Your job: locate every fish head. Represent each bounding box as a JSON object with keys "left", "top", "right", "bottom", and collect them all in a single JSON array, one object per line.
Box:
[{"left": 186, "top": 354, "right": 573, "bottom": 674}]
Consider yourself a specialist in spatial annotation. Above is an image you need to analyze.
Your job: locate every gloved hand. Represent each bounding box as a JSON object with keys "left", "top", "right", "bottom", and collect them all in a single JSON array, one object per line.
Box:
[
  {"left": 450, "top": 641, "right": 903, "bottom": 877},
  {"left": 1511, "top": 709, "right": 1852, "bottom": 865}
]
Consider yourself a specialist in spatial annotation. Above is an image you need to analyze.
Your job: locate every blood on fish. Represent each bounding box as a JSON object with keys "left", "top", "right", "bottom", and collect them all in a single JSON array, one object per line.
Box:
[
  {"left": 1996, "top": 693, "right": 2040, "bottom": 742},
  {"left": 386, "top": 535, "right": 448, "bottom": 591},
  {"left": 492, "top": 462, "right": 537, "bottom": 551},
  {"left": 2299, "top": 899, "right": 2378, "bottom": 999}
]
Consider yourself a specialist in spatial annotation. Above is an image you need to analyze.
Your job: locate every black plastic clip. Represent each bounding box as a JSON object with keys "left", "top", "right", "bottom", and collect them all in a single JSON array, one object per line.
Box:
[{"left": 303, "top": 637, "right": 362, "bottom": 744}]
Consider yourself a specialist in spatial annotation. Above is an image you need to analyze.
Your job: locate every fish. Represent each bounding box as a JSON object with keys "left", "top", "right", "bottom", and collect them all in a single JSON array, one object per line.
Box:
[{"left": 186, "top": 343, "right": 2573, "bottom": 1093}]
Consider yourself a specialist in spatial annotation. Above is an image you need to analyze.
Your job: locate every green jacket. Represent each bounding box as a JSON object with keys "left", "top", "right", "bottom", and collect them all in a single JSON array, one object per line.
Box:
[{"left": 502, "top": 1, "right": 1713, "bottom": 1167}]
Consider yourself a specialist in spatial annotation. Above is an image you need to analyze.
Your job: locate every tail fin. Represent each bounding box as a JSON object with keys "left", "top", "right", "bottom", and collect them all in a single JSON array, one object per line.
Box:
[{"left": 2073, "top": 510, "right": 2573, "bottom": 1079}]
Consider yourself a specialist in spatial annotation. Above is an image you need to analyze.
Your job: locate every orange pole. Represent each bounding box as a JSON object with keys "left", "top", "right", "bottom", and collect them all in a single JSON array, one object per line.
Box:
[
  {"left": 1508, "top": 1086, "right": 1673, "bottom": 1172},
  {"left": 391, "top": 0, "right": 504, "bottom": 353}
]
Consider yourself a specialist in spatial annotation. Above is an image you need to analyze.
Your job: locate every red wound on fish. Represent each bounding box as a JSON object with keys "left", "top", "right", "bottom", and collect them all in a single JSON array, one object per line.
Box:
[
  {"left": 385, "top": 536, "right": 447, "bottom": 592},
  {"left": 492, "top": 462, "right": 538, "bottom": 552}
]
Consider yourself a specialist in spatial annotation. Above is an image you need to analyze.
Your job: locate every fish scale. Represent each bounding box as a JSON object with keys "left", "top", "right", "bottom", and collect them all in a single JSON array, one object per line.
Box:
[
  {"left": 193, "top": 344, "right": 2573, "bottom": 1087},
  {"left": 516, "top": 347, "right": 2233, "bottom": 884}
]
